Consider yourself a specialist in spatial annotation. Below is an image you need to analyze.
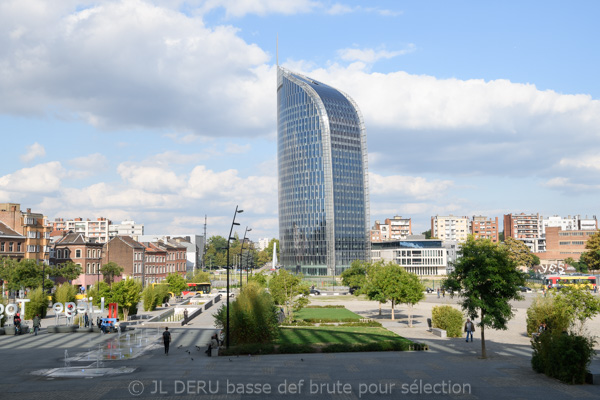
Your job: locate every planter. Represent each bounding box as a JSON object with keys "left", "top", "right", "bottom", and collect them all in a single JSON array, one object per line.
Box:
[
  {"left": 0, "top": 328, "right": 4, "bottom": 335},
  {"left": 4, "top": 326, "right": 16, "bottom": 335},
  {"left": 76, "top": 327, "right": 94, "bottom": 333}
]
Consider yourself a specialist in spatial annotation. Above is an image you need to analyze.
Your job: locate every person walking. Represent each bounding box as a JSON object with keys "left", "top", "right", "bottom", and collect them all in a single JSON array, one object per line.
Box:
[
  {"left": 33, "top": 314, "right": 41, "bottom": 336},
  {"left": 464, "top": 318, "right": 475, "bottom": 342},
  {"left": 437, "top": 288, "right": 440, "bottom": 298},
  {"left": 163, "top": 327, "right": 171, "bottom": 355},
  {"left": 84, "top": 312, "right": 89, "bottom": 328}
]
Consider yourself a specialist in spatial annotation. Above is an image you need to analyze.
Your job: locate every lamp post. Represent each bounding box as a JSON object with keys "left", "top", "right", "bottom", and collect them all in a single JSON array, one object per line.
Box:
[
  {"left": 226, "top": 205, "right": 243, "bottom": 349},
  {"left": 239, "top": 227, "right": 251, "bottom": 291}
]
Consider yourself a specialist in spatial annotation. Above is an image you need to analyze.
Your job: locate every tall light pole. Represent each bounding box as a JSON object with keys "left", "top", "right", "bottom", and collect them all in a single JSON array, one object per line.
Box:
[
  {"left": 226, "top": 206, "right": 243, "bottom": 349},
  {"left": 239, "top": 227, "right": 251, "bottom": 291}
]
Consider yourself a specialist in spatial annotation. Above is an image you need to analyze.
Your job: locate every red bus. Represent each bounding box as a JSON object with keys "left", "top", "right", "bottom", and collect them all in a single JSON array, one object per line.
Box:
[{"left": 182, "top": 282, "right": 212, "bottom": 296}]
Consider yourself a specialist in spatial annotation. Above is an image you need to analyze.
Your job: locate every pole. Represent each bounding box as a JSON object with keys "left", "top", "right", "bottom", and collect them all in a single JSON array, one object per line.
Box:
[
  {"left": 226, "top": 206, "right": 243, "bottom": 349},
  {"left": 240, "top": 227, "right": 251, "bottom": 292}
]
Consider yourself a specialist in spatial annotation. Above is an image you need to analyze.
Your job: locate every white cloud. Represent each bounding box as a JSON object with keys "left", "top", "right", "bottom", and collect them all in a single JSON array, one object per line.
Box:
[
  {"left": 369, "top": 173, "right": 453, "bottom": 200},
  {"left": 0, "top": 162, "right": 65, "bottom": 193},
  {"left": 117, "top": 163, "right": 186, "bottom": 193},
  {"left": 225, "top": 143, "right": 251, "bottom": 154},
  {"left": 326, "top": 3, "right": 355, "bottom": 15},
  {"left": 559, "top": 155, "right": 600, "bottom": 171},
  {"left": 201, "top": 0, "right": 319, "bottom": 17},
  {"left": 20, "top": 142, "right": 46, "bottom": 162},
  {"left": 338, "top": 44, "right": 415, "bottom": 63}
]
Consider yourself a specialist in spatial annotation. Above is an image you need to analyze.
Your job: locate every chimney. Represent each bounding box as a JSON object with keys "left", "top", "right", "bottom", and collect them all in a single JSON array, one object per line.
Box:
[{"left": 27, "top": 208, "right": 31, "bottom": 213}]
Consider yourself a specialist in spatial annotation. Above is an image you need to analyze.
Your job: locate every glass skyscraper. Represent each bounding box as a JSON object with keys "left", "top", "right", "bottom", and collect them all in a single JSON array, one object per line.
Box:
[{"left": 277, "top": 67, "right": 370, "bottom": 276}]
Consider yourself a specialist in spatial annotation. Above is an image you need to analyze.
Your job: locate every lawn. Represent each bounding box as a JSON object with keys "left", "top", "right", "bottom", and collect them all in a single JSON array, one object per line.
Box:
[
  {"left": 277, "top": 326, "right": 411, "bottom": 346},
  {"left": 294, "top": 307, "right": 362, "bottom": 321}
]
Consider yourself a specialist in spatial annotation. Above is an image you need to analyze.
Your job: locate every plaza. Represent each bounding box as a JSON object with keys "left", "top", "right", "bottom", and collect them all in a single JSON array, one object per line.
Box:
[{"left": 0, "top": 292, "right": 598, "bottom": 399}]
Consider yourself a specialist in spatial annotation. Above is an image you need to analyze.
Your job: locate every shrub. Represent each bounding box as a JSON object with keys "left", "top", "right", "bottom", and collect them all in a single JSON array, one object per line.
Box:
[
  {"left": 305, "top": 305, "right": 345, "bottom": 309},
  {"left": 25, "top": 287, "right": 48, "bottom": 319},
  {"left": 142, "top": 286, "right": 157, "bottom": 311},
  {"left": 284, "top": 320, "right": 315, "bottom": 326},
  {"left": 0, "top": 296, "right": 6, "bottom": 327},
  {"left": 54, "top": 283, "right": 76, "bottom": 305},
  {"left": 431, "top": 305, "right": 463, "bottom": 337},
  {"left": 532, "top": 332, "right": 596, "bottom": 384},
  {"left": 526, "top": 295, "right": 569, "bottom": 336},
  {"left": 338, "top": 321, "right": 382, "bottom": 327},
  {"left": 322, "top": 341, "right": 411, "bottom": 353},
  {"left": 277, "top": 343, "right": 314, "bottom": 354},
  {"left": 220, "top": 343, "right": 275, "bottom": 356},
  {"left": 214, "top": 282, "right": 279, "bottom": 346}
]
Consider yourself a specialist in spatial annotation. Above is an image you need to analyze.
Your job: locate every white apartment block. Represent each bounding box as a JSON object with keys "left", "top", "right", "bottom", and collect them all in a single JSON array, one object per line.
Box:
[
  {"left": 542, "top": 215, "right": 597, "bottom": 233},
  {"left": 431, "top": 215, "right": 470, "bottom": 243},
  {"left": 61, "top": 218, "right": 111, "bottom": 243},
  {"left": 257, "top": 237, "right": 271, "bottom": 251},
  {"left": 109, "top": 220, "right": 144, "bottom": 240},
  {"left": 372, "top": 216, "right": 412, "bottom": 242}
]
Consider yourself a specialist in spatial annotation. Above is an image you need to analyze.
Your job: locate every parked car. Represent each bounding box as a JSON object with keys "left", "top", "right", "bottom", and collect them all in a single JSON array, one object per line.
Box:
[
  {"left": 519, "top": 286, "right": 532, "bottom": 292},
  {"left": 349, "top": 287, "right": 358, "bottom": 295},
  {"left": 310, "top": 288, "right": 321, "bottom": 295},
  {"left": 425, "top": 287, "right": 434, "bottom": 293}
]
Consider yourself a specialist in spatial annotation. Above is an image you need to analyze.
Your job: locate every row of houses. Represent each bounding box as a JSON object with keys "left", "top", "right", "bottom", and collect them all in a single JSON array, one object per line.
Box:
[{"left": 0, "top": 203, "right": 204, "bottom": 288}]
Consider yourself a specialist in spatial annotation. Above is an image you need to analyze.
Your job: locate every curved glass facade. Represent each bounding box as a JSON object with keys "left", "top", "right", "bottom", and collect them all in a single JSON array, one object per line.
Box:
[{"left": 277, "top": 67, "right": 370, "bottom": 276}]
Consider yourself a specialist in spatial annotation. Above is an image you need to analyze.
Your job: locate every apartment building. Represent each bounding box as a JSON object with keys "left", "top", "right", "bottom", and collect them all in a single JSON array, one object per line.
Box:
[
  {"left": 53, "top": 217, "right": 111, "bottom": 243},
  {"left": 372, "top": 216, "right": 412, "bottom": 242},
  {"left": 0, "top": 203, "right": 51, "bottom": 263},
  {"left": 109, "top": 220, "right": 144, "bottom": 240},
  {"left": 138, "top": 234, "right": 205, "bottom": 275},
  {"left": 471, "top": 216, "right": 499, "bottom": 242},
  {"left": 503, "top": 213, "right": 544, "bottom": 252},
  {"left": 431, "top": 215, "right": 470, "bottom": 243},
  {"left": 52, "top": 232, "right": 104, "bottom": 288},
  {"left": 542, "top": 215, "right": 597, "bottom": 233},
  {"left": 0, "top": 221, "right": 25, "bottom": 261}
]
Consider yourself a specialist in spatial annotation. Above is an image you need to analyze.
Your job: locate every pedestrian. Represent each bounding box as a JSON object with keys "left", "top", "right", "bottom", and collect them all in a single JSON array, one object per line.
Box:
[
  {"left": 97, "top": 316, "right": 101, "bottom": 328},
  {"left": 437, "top": 288, "right": 440, "bottom": 298},
  {"left": 183, "top": 309, "right": 188, "bottom": 323},
  {"left": 163, "top": 327, "right": 171, "bottom": 355},
  {"left": 84, "top": 312, "right": 89, "bottom": 328},
  {"left": 33, "top": 314, "right": 41, "bottom": 336},
  {"left": 442, "top": 289, "right": 445, "bottom": 298},
  {"left": 464, "top": 318, "right": 475, "bottom": 342}
]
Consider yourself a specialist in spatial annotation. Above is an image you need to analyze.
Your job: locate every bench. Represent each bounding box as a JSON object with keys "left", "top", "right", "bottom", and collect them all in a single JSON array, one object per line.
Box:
[{"left": 431, "top": 328, "right": 447, "bottom": 338}]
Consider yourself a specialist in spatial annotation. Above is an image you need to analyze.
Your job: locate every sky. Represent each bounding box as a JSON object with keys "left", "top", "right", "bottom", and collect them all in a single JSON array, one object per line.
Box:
[{"left": 1, "top": 0, "right": 600, "bottom": 242}]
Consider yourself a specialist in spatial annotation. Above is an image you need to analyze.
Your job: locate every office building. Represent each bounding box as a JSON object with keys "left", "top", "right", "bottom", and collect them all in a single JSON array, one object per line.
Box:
[{"left": 277, "top": 67, "right": 370, "bottom": 276}]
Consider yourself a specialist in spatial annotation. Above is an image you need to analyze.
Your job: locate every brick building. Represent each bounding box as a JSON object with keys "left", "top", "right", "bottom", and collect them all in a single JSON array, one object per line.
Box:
[
  {"left": 141, "top": 242, "right": 167, "bottom": 285},
  {"left": 0, "top": 203, "right": 51, "bottom": 263},
  {"left": 371, "top": 216, "right": 412, "bottom": 242},
  {"left": 103, "top": 236, "right": 145, "bottom": 282},
  {"left": 0, "top": 221, "right": 26, "bottom": 261},
  {"left": 535, "top": 226, "right": 599, "bottom": 263},
  {"left": 471, "top": 216, "right": 499, "bottom": 242},
  {"left": 52, "top": 232, "right": 104, "bottom": 288}
]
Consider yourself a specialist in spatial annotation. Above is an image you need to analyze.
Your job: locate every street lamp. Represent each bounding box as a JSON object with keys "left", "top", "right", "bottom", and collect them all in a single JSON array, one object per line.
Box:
[
  {"left": 226, "top": 205, "right": 243, "bottom": 349},
  {"left": 239, "top": 227, "right": 252, "bottom": 291}
]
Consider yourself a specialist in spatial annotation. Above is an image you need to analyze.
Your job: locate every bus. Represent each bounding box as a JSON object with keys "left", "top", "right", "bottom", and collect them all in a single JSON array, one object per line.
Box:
[
  {"left": 183, "top": 282, "right": 212, "bottom": 296},
  {"left": 544, "top": 275, "right": 597, "bottom": 290}
]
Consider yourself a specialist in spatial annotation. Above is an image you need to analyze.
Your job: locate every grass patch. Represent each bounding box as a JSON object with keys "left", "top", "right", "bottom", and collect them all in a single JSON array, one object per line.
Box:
[
  {"left": 277, "top": 326, "right": 411, "bottom": 346},
  {"left": 294, "top": 307, "right": 362, "bottom": 321}
]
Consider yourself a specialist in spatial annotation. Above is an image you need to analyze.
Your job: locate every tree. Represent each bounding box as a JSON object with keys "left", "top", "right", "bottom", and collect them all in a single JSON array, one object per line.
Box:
[
  {"left": 553, "top": 286, "right": 600, "bottom": 335},
  {"left": 100, "top": 261, "right": 124, "bottom": 286},
  {"left": 422, "top": 229, "right": 432, "bottom": 239},
  {"left": 503, "top": 237, "right": 538, "bottom": 268},
  {"left": 580, "top": 231, "right": 600, "bottom": 272},
  {"left": 340, "top": 259, "right": 368, "bottom": 293},
  {"left": 363, "top": 261, "right": 388, "bottom": 316},
  {"left": 564, "top": 257, "right": 588, "bottom": 273},
  {"left": 396, "top": 271, "right": 426, "bottom": 327},
  {"left": 203, "top": 235, "right": 228, "bottom": 268},
  {"left": 49, "top": 261, "right": 83, "bottom": 282},
  {"left": 255, "top": 238, "right": 280, "bottom": 268},
  {"left": 268, "top": 269, "right": 309, "bottom": 319},
  {"left": 248, "top": 272, "right": 268, "bottom": 287},
  {"left": 25, "top": 287, "right": 49, "bottom": 319},
  {"left": 54, "top": 283, "right": 77, "bottom": 305},
  {"left": 166, "top": 273, "right": 187, "bottom": 296},
  {"left": 109, "top": 278, "right": 142, "bottom": 320},
  {"left": 0, "top": 258, "right": 43, "bottom": 291},
  {"left": 444, "top": 236, "right": 525, "bottom": 358},
  {"left": 188, "top": 270, "right": 211, "bottom": 283}
]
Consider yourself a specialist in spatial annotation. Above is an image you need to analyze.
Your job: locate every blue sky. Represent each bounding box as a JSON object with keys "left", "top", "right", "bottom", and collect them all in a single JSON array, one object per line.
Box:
[{"left": 1, "top": 0, "right": 600, "bottom": 242}]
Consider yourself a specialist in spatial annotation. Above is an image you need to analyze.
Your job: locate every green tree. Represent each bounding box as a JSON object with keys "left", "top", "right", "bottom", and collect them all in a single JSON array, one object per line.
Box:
[
  {"left": 340, "top": 260, "right": 368, "bottom": 294},
  {"left": 108, "top": 278, "right": 142, "bottom": 320},
  {"left": 422, "top": 229, "right": 432, "bottom": 239},
  {"left": 579, "top": 231, "right": 600, "bottom": 272},
  {"left": 248, "top": 272, "right": 268, "bottom": 287},
  {"left": 87, "top": 281, "right": 110, "bottom": 307},
  {"left": 166, "top": 273, "right": 187, "bottom": 296},
  {"left": 188, "top": 270, "right": 211, "bottom": 283},
  {"left": 203, "top": 235, "right": 229, "bottom": 268},
  {"left": 503, "top": 237, "right": 538, "bottom": 268},
  {"left": 0, "top": 259, "right": 43, "bottom": 291},
  {"left": 268, "top": 269, "right": 309, "bottom": 319},
  {"left": 563, "top": 257, "right": 588, "bottom": 273},
  {"left": 444, "top": 236, "right": 525, "bottom": 358},
  {"left": 100, "top": 261, "right": 124, "bottom": 286},
  {"left": 553, "top": 286, "right": 600, "bottom": 334},
  {"left": 49, "top": 261, "right": 83, "bottom": 282},
  {"left": 396, "top": 270, "right": 426, "bottom": 327},
  {"left": 363, "top": 261, "right": 388, "bottom": 316},
  {"left": 142, "top": 285, "right": 157, "bottom": 311}
]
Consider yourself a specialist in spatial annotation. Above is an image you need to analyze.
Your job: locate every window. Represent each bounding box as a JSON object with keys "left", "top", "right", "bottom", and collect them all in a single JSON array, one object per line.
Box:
[
  {"left": 9, "top": 242, "right": 13, "bottom": 252},
  {"left": 0, "top": 242, "right": 4, "bottom": 252},
  {"left": 17, "top": 242, "right": 21, "bottom": 252},
  {"left": 75, "top": 249, "right": 82, "bottom": 258}
]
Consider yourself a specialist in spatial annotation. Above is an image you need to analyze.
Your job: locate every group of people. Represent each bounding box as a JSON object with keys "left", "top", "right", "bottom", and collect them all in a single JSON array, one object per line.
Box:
[
  {"left": 11, "top": 313, "right": 42, "bottom": 336},
  {"left": 161, "top": 327, "right": 221, "bottom": 357}
]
